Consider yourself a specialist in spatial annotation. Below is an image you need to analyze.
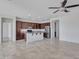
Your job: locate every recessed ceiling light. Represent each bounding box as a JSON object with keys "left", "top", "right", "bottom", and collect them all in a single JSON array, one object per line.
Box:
[
  {"left": 37, "top": 16, "right": 41, "bottom": 19},
  {"left": 28, "top": 14, "right": 31, "bottom": 17}
]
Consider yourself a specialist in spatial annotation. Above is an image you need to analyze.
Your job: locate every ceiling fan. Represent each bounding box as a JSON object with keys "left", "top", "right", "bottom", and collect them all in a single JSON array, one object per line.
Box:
[{"left": 48, "top": 0, "right": 79, "bottom": 13}]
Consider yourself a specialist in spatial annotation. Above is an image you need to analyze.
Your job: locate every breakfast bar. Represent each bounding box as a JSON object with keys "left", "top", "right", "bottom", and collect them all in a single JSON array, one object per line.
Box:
[{"left": 21, "top": 29, "right": 45, "bottom": 43}]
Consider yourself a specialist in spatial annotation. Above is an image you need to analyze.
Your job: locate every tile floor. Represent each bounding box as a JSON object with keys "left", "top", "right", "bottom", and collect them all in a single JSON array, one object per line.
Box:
[{"left": 0, "top": 39, "right": 79, "bottom": 59}]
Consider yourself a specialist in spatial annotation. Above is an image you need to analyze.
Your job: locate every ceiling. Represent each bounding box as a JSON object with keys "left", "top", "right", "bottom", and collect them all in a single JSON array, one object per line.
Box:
[{"left": 8, "top": 0, "right": 79, "bottom": 20}]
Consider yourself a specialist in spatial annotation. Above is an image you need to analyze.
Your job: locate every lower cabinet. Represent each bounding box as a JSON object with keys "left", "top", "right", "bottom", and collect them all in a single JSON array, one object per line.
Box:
[{"left": 27, "top": 32, "right": 44, "bottom": 43}]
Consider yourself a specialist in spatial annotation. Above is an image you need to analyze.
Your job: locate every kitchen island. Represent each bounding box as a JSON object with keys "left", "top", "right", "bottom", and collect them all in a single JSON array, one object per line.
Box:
[{"left": 21, "top": 29, "right": 45, "bottom": 43}]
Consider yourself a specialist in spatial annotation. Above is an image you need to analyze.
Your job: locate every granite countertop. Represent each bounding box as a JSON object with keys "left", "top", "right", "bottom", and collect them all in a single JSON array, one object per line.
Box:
[
  {"left": 21, "top": 29, "right": 46, "bottom": 33},
  {"left": 28, "top": 31, "right": 46, "bottom": 33}
]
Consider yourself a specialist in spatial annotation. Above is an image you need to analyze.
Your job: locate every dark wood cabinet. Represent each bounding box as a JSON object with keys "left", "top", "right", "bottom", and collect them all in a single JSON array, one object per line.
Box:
[
  {"left": 16, "top": 21, "right": 22, "bottom": 40},
  {"left": 41, "top": 23, "right": 50, "bottom": 29}
]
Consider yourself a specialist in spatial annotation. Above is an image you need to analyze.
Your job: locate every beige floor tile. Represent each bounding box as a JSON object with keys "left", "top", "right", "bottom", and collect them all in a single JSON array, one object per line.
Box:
[{"left": 0, "top": 39, "right": 79, "bottom": 59}]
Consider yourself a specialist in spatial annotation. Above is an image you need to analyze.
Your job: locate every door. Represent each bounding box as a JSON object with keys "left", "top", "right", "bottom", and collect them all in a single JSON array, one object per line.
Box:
[{"left": 2, "top": 23, "right": 12, "bottom": 42}]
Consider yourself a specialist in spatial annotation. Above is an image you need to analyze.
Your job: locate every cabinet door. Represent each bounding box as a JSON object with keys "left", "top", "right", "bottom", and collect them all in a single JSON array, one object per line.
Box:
[
  {"left": 21, "top": 22, "right": 27, "bottom": 29},
  {"left": 39, "top": 24, "right": 41, "bottom": 29},
  {"left": 16, "top": 21, "right": 21, "bottom": 31},
  {"left": 36, "top": 24, "right": 40, "bottom": 29},
  {"left": 16, "top": 21, "right": 22, "bottom": 40},
  {"left": 41, "top": 24, "right": 45, "bottom": 29}
]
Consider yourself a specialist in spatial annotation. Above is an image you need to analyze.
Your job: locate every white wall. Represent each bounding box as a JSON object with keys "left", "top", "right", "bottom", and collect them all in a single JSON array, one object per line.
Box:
[
  {"left": 12, "top": 17, "right": 16, "bottom": 42},
  {"left": 50, "top": 19, "right": 54, "bottom": 39},
  {"left": 0, "top": 18, "right": 1, "bottom": 43},
  {"left": 59, "top": 10, "right": 79, "bottom": 43}
]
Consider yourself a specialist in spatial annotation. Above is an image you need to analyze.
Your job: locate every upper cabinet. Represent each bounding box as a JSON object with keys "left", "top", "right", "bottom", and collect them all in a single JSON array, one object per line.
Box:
[
  {"left": 41, "top": 23, "right": 50, "bottom": 29},
  {"left": 16, "top": 21, "right": 50, "bottom": 30}
]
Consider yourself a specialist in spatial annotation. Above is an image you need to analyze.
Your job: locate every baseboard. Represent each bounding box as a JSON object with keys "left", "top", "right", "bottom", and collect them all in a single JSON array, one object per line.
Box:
[{"left": 60, "top": 39, "right": 79, "bottom": 44}]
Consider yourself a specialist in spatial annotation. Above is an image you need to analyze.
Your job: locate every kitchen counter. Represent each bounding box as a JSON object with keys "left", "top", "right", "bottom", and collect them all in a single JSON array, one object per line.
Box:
[{"left": 21, "top": 29, "right": 45, "bottom": 43}]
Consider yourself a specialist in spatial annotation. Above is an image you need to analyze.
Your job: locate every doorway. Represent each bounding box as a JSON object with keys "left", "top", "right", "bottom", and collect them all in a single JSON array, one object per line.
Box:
[
  {"left": 1, "top": 18, "right": 13, "bottom": 42},
  {"left": 54, "top": 20, "right": 59, "bottom": 39}
]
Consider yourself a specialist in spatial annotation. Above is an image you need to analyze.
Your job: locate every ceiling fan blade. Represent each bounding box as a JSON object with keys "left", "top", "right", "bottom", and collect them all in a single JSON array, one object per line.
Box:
[
  {"left": 61, "top": 0, "right": 67, "bottom": 7},
  {"left": 48, "top": 7, "right": 60, "bottom": 9},
  {"left": 64, "top": 9, "right": 69, "bottom": 12},
  {"left": 65, "top": 4, "right": 79, "bottom": 8},
  {"left": 53, "top": 10, "right": 59, "bottom": 13}
]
